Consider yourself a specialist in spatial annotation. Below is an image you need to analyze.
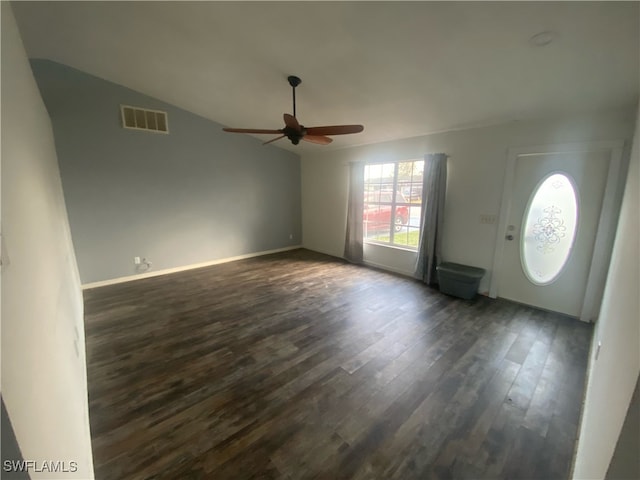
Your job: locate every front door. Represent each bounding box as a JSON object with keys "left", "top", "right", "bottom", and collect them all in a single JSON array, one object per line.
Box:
[{"left": 496, "top": 145, "right": 618, "bottom": 318}]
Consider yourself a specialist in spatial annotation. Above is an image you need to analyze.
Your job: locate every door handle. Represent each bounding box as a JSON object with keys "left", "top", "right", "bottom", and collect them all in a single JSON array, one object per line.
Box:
[{"left": 506, "top": 234, "right": 514, "bottom": 241}]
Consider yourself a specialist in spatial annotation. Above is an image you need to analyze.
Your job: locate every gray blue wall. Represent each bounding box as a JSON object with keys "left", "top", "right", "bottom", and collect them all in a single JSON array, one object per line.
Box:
[{"left": 30, "top": 60, "right": 302, "bottom": 284}]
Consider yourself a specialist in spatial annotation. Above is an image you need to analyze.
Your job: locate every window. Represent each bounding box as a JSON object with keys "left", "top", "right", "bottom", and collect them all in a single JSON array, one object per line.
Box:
[{"left": 364, "top": 160, "right": 424, "bottom": 249}]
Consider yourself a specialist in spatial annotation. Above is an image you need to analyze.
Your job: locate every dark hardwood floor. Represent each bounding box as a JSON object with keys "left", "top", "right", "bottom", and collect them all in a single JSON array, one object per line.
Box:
[{"left": 84, "top": 249, "right": 592, "bottom": 479}]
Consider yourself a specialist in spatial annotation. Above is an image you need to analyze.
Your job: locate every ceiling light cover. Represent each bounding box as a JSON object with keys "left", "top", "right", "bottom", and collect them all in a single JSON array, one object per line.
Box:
[{"left": 530, "top": 31, "right": 556, "bottom": 47}]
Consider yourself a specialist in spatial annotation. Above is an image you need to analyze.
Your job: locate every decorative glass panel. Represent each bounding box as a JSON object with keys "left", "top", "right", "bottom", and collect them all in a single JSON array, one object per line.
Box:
[{"left": 521, "top": 173, "right": 578, "bottom": 285}]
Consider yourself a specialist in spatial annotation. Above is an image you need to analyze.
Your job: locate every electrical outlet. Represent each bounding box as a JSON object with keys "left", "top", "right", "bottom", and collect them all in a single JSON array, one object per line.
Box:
[
  {"left": 134, "top": 256, "right": 141, "bottom": 265},
  {"left": 289, "top": 234, "right": 293, "bottom": 240}
]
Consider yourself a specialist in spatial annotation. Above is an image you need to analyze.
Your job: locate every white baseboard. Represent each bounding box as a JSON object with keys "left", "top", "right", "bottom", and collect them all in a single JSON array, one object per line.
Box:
[
  {"left": 82, "top": 245, "right": 303, "bottom": 290},
  {"left": 362, "top": 259, "right": 417, "bottom": 279},
  {"left": 302, "top": 247, "right": 418, "bottom": 279}
]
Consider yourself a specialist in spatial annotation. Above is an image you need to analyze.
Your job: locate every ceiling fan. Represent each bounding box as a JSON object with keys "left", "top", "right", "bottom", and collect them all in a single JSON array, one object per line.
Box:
[{"left": 223, "top": 75, "right": 364, "bottom": 146}]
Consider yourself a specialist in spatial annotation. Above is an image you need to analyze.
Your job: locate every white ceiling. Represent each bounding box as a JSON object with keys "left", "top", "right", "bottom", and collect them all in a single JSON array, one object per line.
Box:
[{"left": 11, "top": 1, "right": 640, "bottom": 153}]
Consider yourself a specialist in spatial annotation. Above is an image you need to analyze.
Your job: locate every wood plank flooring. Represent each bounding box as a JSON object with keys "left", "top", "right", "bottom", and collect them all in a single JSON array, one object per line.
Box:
[{"left": 84, "top": 249, "right": 593, "bottom": 479}]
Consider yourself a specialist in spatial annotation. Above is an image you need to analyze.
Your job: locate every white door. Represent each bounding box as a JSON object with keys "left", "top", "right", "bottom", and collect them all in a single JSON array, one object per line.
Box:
[{"left": 496, "top": 146, "right": 618, "bottom": 318}]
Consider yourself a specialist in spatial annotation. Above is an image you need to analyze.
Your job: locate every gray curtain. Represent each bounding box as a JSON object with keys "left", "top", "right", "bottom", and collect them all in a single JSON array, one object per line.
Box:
[
  {"left": 344, "top": 162, "right": 365, "bottom": 263},
  {"left": 415, "top": 153, "right": 448, "bottom": 285}
]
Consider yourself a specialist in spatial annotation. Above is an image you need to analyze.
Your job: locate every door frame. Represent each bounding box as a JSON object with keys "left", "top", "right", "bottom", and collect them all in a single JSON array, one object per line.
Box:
[{"left": 489, "top": 140, "right": 625, "bottom": 322}]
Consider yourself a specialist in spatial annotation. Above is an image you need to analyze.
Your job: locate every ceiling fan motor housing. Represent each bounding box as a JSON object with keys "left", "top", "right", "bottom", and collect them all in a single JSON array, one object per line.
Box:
[{"left": 283, "top": 125, "right": 305, "bottom": 144}]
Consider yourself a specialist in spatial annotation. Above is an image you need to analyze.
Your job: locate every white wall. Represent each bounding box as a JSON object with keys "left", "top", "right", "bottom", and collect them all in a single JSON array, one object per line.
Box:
[
  {"left": 572, "top": 106, "right": 639, "bottom": 479},
  {"left": 302, "top": 109, "right": 636, "bottom": 294},
  {"left": 1, "top": 5, "right": 94, "bottom": 479}
]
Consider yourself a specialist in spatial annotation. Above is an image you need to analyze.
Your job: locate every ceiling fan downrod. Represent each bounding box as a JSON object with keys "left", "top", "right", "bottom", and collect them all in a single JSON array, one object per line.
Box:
[{"left": 288, "top": 75, "right": 301, "bottom": 118}]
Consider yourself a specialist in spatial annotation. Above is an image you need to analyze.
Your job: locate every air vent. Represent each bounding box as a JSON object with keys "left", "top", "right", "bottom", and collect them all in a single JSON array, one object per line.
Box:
[{"left": 120, "top": 105, "right": 169, "bottom": 134}]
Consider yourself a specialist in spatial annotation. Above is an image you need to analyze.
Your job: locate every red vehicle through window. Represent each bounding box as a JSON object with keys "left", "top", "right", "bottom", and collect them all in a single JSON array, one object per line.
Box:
[{"left": 364, "top": 191, "right": 409, "bottom": 233}]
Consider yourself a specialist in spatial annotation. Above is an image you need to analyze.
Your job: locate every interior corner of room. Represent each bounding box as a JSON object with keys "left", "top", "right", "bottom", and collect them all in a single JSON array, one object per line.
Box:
[{"left": 2, "top": 1, "right": 639, "bottom": 479}]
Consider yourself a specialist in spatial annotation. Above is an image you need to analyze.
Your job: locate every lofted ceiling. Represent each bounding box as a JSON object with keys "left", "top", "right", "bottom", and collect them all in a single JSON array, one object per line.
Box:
[{"left": 11, "top": 1, "right": 640, "bottom": 153}]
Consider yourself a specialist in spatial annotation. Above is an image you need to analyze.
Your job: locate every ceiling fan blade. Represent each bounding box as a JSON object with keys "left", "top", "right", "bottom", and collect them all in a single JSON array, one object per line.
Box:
[
  {"left": 283, "top": 113, "right": 301, "bottom": 132},
  {"left": 223, "top": 128, "right": 283, "bottom": 134},
  {"left": 302, "top": 134, "right": 333, "bottom": 145},
  {"left": 305, "top": 125, "right": 364, "bottom": 136},
  {"left": 263, "top": 135, "right": 286, "bottom": 145}
]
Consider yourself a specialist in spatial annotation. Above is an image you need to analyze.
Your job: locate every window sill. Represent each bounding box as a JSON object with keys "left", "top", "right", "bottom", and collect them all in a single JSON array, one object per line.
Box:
[{"left": 364, "top": 241, "right": 418, "bottom": 253}]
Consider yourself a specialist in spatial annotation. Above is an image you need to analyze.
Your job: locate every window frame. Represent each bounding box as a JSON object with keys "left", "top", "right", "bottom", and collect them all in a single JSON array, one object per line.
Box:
[{"left": 363, "top": 159, "right": 424, "bottom": 251}]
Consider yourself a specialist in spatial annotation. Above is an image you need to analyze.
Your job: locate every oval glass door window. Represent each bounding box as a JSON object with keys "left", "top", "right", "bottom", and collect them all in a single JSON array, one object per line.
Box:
[{"left": 521, "top": 172, "right": 578, "bottom": 285}]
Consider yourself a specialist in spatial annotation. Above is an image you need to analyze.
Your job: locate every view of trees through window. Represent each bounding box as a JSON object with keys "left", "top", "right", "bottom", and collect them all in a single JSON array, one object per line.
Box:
[{"left": 364, "top": 160, "right": 424, "bottom": 249}]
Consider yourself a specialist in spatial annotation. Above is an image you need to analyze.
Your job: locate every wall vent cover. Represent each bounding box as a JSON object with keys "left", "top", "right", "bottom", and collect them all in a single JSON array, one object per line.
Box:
[{"left": 120, "top": 105, "right": 169, "bottom": 134}]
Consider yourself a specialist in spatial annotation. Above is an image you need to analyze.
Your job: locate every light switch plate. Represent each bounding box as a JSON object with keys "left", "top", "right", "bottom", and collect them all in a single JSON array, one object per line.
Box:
[{"left": 480, "top": 214, "right": 497, "bottom": 224}]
